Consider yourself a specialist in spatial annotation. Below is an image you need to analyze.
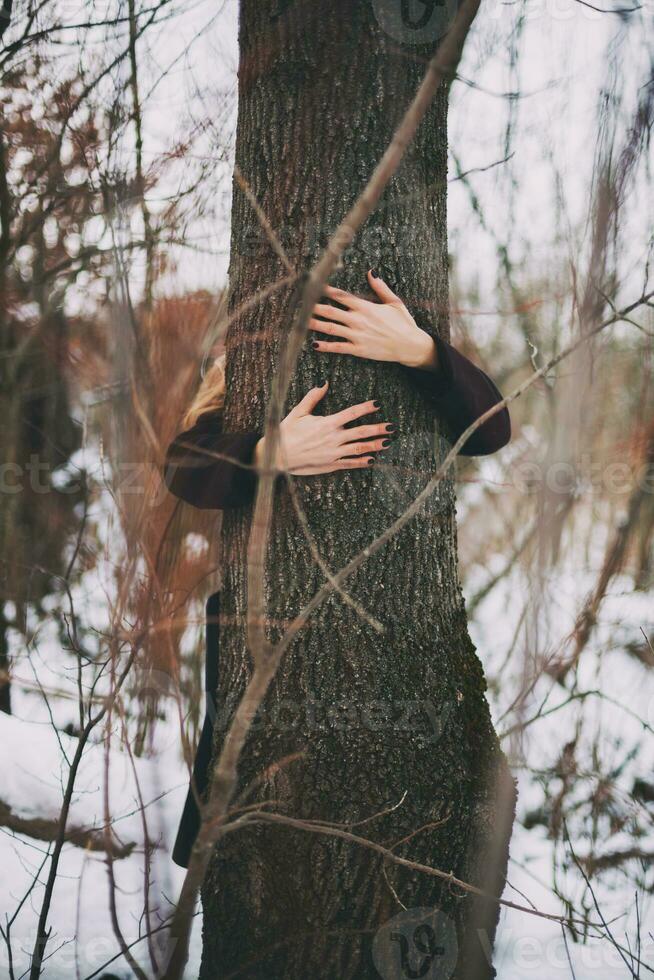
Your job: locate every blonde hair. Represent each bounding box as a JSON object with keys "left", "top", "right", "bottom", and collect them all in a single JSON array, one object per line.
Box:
[{"left": 182, "top": 353, "right": 226, "bottom": 429}]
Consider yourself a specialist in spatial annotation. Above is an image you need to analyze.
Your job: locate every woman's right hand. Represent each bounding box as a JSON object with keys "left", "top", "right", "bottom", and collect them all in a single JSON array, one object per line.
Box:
[{"left": 254, "top": 381, "right": 393, "bottom": 475}]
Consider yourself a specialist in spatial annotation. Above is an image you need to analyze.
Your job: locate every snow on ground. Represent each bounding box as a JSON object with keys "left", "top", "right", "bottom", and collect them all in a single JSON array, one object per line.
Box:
[
  {"left": 2, "top": 541, "right": 652, "bottom": 978},
  {"left": 1, "top": 701, "right": 651, "bottom": 979},
  {"left": 464, "top": 496, "right": 654, "bottom": 978},
  {"left": 0, "top": 712, "right": 202, "bottom": 979},
  {"left": 0, "top": 441, "right": 651, "bottom": 978},
  {"left": 493, "top": 817, "right": 649, "bottom": 980}
]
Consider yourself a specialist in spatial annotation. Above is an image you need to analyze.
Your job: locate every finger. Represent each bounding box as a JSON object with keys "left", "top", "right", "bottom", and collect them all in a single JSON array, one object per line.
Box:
[
  {"left": 308, "top": 317, "right": 355, "bottom": 339},
  {"left": 290, "top": 381, "right": 329, "bottom": 416},
  {"left": 323, "top": 284, "right": 365, "bottom": 310},
  {"left": 313, "top": 302, "right": 354, "bottom": 326},
  {"left": 337, "top": 422, "right": 393, "bottom": 443},
  {"left": 367, "top": 269, "right": 403, "bottom": 305},
  {"left": 312, "top": 340, "right": 358, "bottom": 356},
  {"left": 329, "top": 399, "right": 381, "bottom": 427},
  {"left": 338, "top": 437, "right": 389, "bottom": 456}
]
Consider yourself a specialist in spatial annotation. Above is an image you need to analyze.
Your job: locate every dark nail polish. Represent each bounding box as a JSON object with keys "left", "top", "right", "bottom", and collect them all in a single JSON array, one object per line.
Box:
[
  {"left": 367, "top": 458, "right": 375, "bottom": 465},
  {"left": 372, "top": 400, "right": 381, "bottom": 409},
  {"left": 370, "top": 269, "right": 379, "bottom": 278},
  {"left": 381, "top": 438, "right": 392, "bottom": 448},
  {"left": 312, "top": 341, "right": 319, "bottom": 349},
  {"left": 386, "top": 424, "right": 395, "bottom": 433}
]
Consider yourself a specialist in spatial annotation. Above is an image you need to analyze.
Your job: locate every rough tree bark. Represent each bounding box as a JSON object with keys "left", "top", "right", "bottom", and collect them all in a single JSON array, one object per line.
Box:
[{"left": 200, "top": 2, "right": 516, "bottom": 978}]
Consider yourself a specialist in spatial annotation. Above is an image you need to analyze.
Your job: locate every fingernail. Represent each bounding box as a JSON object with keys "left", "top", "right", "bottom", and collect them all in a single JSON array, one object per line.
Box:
[
  {"left": 370, "top": 269, "right": 379, "bottom": 279},
  {"left": 386, "top": 424, "right": 395, "bottom": 433},
  {"left": 372, "top": 400, "right": 381, "bottom": 409},
  {"left": 367, "top": 458, "right": 375, "bottom": 465},
  {"left": 382, "top": 438, "right": 392, "bottom": 448},
  {"left": 312, "top": 341, "right": 319, "bottom": 349}
]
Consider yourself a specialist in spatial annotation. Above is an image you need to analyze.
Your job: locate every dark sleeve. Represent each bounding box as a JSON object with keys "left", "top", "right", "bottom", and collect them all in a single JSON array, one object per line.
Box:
[
  {"left": 163, "top": 412, "right": 262, "bottom": 509},
  {"left": 406, "top": 335, "right": 511, "bottom": 456}
]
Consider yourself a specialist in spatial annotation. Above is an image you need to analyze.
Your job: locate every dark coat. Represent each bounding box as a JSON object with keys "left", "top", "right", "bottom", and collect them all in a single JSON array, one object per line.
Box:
[{"left": 172, "top": 590, "right": 221, "bottom": 869}]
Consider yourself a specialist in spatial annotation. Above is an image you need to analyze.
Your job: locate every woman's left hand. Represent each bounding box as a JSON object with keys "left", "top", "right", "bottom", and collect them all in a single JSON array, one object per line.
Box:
[{"left": 309, "top": 269, "right": 439, "bottom": 372}]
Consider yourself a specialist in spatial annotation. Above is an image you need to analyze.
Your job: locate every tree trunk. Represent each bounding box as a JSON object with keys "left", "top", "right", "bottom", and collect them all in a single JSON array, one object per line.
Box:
[{"left": 200, "top": 3, "right": 516, "bottom": 978}]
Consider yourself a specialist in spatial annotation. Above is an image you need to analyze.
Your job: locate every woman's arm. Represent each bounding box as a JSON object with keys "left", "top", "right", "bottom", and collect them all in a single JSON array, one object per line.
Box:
[
  {"left": 163, "top": 412, "right": 261, "bottom": 509},
  {"left": 403, "top": 333, "right": 511, "bottom": 456},
  {"left": 309, "top": 270, "right": 511, "bottom": 457},
  {"left": 164, "top": 389, "right": 392, "bottom": 509}
]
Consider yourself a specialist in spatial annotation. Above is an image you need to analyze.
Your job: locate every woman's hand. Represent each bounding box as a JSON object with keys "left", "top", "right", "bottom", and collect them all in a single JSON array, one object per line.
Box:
[
  {"left": 254, "top": 382, "right": 393, "bottom": 476},
  {"left": 309, "top": 269, "right": 439, "bottom": 372}
]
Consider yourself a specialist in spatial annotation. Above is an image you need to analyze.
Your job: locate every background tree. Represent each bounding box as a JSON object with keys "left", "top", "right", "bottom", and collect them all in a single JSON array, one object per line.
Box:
[{"left": 0, "top": 55, "right": 100, "bottom": 714}]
